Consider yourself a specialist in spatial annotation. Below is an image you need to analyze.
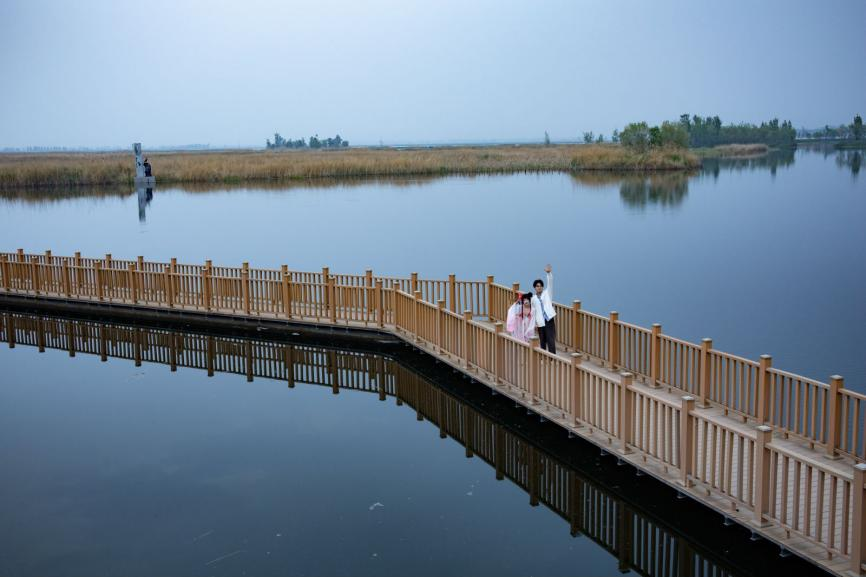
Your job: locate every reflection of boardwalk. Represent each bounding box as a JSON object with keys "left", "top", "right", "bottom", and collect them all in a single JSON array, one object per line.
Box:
[
  {"left": 0, "top": 250, "right": 860, "bottom": 576},
  {"left": 1, "top": 310, "right": 793, "bottom": 577}
]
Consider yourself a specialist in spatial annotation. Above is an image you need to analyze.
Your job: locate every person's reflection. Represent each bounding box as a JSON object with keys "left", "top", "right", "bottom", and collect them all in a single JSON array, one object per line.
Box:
[{"left": 137, "top": 186, "right": 154, "bottom": 222}]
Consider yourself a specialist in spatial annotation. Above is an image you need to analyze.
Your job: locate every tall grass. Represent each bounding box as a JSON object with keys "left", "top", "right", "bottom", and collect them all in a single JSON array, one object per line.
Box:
[{"left": 0, "top": 145, "right": 701, "bottom": 189}]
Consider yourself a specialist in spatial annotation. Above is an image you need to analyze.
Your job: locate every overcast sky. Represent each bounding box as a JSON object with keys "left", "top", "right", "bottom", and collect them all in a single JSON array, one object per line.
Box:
[{"left": 1, "top": 0, "right": 863, "bottom": 148}]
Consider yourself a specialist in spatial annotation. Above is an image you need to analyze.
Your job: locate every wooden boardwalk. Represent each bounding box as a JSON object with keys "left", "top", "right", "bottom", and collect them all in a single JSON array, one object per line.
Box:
[
  {"left": 0, "top": 309, "right": 793, "bottom": 577},
  {"left": 0, "top": 249, "right": 863, "bottom": 576}
]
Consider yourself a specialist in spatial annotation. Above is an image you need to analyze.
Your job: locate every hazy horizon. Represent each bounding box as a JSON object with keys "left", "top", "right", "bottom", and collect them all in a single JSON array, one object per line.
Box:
[{"left": 1, "top": 0, "right": 864, "bottom": 149}]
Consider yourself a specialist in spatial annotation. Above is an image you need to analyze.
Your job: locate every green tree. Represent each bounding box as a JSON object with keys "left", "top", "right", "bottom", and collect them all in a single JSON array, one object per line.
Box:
[
  {"left": 658, "top": 121, "right": 689, "bottom": 148},
  {"left": 596, "top": 134, "right": 605, "bottom": 143},
  {"left": 583, "top": 131, "right": 594, "bottom": 143},
  {"left": 854, "top": 114, "right": 863, "bottom": 140},
  {"left": 620, "top": 122, "right": 650, "bottom": 152}
]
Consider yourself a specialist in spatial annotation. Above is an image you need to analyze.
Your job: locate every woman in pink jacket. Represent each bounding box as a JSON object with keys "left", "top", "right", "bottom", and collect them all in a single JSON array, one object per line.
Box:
[{"left": 506, "top": 292, "right": 537, "bottom": 343}]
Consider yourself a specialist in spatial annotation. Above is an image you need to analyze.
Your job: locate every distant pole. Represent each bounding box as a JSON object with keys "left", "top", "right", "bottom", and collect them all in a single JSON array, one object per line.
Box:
[{"left": 133, "top": 143, "right": 144, "bottom": 179}]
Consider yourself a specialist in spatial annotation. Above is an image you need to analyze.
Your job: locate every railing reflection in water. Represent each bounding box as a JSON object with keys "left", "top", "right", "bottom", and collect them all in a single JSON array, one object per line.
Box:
[{"left": 1, "top": 310, "right": 780, "bottom": 577}]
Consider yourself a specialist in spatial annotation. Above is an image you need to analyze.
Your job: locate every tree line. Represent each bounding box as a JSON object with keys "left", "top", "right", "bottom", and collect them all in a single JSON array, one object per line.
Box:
[
  {"left": 676, "top": 115, "right": 797, "bottom": 148},
  {"left": 605, "top": 114, "right": 801, "bottom": 152},
  {"left": 798, "top": 115, "right": 863, "bottom": 141},
  {"left": 266, "top": 133, "right": 349, "bottom": 149}
]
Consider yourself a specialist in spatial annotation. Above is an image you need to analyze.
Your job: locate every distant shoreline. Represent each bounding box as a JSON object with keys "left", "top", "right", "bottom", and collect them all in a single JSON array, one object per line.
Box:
[{"left": 0, "top": 144, "right": 701, "bottom": 189}]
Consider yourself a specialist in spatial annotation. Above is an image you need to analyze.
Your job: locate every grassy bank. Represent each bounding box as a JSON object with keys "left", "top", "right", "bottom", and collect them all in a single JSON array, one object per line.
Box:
[{"left": 0, "top": 144, "right": 700, "bottom": 189}]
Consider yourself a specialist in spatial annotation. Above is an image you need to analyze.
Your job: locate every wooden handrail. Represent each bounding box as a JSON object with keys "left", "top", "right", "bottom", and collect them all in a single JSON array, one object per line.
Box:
[{"left": 1, "top": 249, "right": 862, "bottom": 574}]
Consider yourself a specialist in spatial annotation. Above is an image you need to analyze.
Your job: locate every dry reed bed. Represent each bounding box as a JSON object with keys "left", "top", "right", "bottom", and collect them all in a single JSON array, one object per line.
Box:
[{"left": 0, "top": 145, "right": 700, "bottom": 189}]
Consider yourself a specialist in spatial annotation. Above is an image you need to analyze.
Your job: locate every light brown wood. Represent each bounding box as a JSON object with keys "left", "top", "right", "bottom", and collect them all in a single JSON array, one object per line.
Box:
[{"left": 1, "top": 249, "right": 861, "bottom": 576}]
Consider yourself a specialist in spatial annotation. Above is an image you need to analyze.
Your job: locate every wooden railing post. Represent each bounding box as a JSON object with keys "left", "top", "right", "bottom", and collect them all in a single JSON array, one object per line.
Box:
[
  {"left": 757, "top": 354, "right": 773, "bottom": 423},
  {"left": 414, "top": 291, "right": 423, "bottom": 341},
  {"left": 754, "top": 425, "right": 773, "bottom": 528},
  {"left": 281, "top": 265, "right": 292, "bottom": 320},
  {"left": 94, "top": 261, "right": 104, "bottom": 301},
  {"left": 44, "top": 250, "right": 54, "bottom": 291},
  {"left": 16, "top": 248, "right": 24, "bottom": 262},
  {"left": 73, "top": 251, "right": 81, "bottom": 292},
  {"left": 29, "top": 256, "right": 40, "bottom": 294},
  {"left": 321, "top": 266, "right": 330, "bottom": 315},
  {"left": 529, "top": 336, "right": 540, "bottom": 404},
  {"left": 650, "top": 323, "right": 662, "bottom": 388},
  {"left": 852, "top": 463, "right": 866, "bottom": 575},
  {"left": 128, "top": 264, "right": 138, "bottom": 303},
  {"left": 105, "top": 253, "right": 113, "bottom": 270},
  {"left": 571, "top": 353, "right": 583, "bottom": 426},
  {"left": 448, "top": 274, "right": 457, "bottom": 313},
  {"left": 436, "top": 299, "right": 445, "bottom": 353},
  {"left": 618, "top": 372, "right": 634, "bottom": 454},
  {"left": 376, "top": 280, "right": 384, "bottom": 328},
  {"left": 826, "top": 375, "right": 844, "bottom": 459},
  {"left": 137, "top": 255, "right": 144, "bottom": 271},
  {"left": 201, "top": 265, "right": 210, "bottom": 311},
  {"left": 698, "top": 338, "right": 713, "bottom": 408},
  {"left": 486, "top": 275, "right": 494, "bottom": 320},
  {"left": 241, "top": 262, "right": 250, "bottom": 315},
  {"left": 1, "top": 256, "right": 9, "bottom": 291},
  {"left": 608, "top": 311, "right": 619, "bottom": 369},
  {"left": 365, "top": 269, "right": 373, "bottom": 314},
  {"left": 679, "top": 396, "right": 695, "bottom": 487},
  {"left": 572, "top": 300, "right": 582, "bottom": 353},
  {"left": 61, "top": 261, "right": 71, "bottom": 297},
  {"left": 410, "top": 272, "right": 418, "bottom": 295},
  {"left": 493, "top": 322, "right": 503, "bottom": 384},
  {"left": 462, "top": 310, "right": 473, "bottom": 368},
  {"left": 328, "top": 276, "right": 337, "bottom": 323},
  {"left": 169, "top": 257, "right": 177, "bottom": 305},
  {"left": 164, "top": 265, "right": 174, "bottom": 307}
]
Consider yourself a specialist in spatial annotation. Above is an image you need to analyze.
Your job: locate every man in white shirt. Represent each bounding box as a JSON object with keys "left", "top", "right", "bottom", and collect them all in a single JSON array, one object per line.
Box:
[{"left": 531, "top": 264, "right": 556, "bottom": 354}]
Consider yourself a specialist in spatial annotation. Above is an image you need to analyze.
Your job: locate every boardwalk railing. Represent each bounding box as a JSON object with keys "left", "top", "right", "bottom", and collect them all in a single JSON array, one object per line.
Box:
[
  {"left": 1, "top": 310, "right": 753, "bottom": 577},
  {"left": 1, "top": 249, "right": 863, "bottom": 575}
]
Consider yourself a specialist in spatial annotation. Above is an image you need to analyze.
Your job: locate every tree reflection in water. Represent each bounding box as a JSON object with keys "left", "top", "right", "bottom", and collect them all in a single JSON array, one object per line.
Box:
[
  {"left": 836, "top": 150, "right": 862, "bottom": 178},
  {"left": 618, "top": 172, "right": 691, "bottom": 210}
]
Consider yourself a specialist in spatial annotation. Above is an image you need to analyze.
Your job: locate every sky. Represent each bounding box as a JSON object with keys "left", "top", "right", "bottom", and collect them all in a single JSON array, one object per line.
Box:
[{"left": 1, "top": 0, "right": 864, "bottom": 148}]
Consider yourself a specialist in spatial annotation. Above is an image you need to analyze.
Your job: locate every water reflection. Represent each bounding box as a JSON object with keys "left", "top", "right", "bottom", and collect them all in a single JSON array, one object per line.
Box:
[
  {"left": 618, "top": 173, "right": 690, "bottom": 209},
  {"left": 0, "top": 147, "right": 857, "bottom": 218},
  {"left": 0, "top": 308, "right": 831, "bottom": 577},
  {"left": 836, "top": 150, "right": 862, "bottom": 178},
  {"left": 137, "top": 186, "right": 154, "bottom": 222},
  {"left": 699, "top": 148, "right": 796, "bottom": 179}
]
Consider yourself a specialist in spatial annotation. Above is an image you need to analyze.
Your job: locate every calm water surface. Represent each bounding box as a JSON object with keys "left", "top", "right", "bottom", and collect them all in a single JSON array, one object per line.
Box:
[
  {"left": 0, "top": 148, "right": 862, "bottom": 387},
  {"left": 0, "top": 311, "right": 830, "bottom": 576},
  {"left": 0, "top": 147, "right": 861, "bottom": 575}
]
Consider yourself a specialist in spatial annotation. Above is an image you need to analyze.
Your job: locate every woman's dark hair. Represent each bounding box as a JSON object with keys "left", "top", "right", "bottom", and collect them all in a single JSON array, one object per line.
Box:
[{"left": 520, "top": 293, "right": 532, "bottom": 304}]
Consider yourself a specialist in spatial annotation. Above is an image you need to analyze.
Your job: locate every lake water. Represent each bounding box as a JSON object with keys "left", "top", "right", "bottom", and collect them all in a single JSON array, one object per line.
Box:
[
  {"left": 0, "top": 146, "right": 862, "bottom": 575},
  {"left": 0, "top": 147, "right": 863, "bottom": 388},
  {"left": 0, "top": 309, "right": 832, "bottom": 576}
]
